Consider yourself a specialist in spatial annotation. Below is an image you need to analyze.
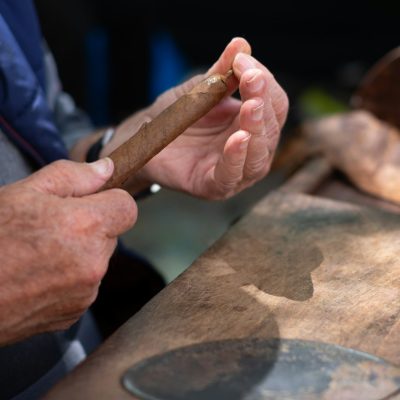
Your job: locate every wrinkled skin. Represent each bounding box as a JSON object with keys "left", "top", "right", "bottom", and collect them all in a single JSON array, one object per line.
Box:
[
  {"left": 102, "top": 37, "right": 289, "bottom": 199},
  {"left": 0, "top": 158, "right": 137, "bottom": 345},
  {"left": 1, "top": 37, "right": 288, "bottom": 346}
]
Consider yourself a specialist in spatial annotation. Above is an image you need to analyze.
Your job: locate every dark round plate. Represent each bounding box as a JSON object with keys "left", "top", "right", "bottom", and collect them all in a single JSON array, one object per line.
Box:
[{"left": 122, "top": 338, "right": 400, "bottom": 400}]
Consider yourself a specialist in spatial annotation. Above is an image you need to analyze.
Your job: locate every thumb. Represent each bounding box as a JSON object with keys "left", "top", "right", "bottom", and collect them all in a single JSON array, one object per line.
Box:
[{"left": 27, "top": 158, "right": 114, "bottom": 197}]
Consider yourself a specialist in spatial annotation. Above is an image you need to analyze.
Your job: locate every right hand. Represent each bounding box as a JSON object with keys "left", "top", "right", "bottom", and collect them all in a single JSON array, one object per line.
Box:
[{"left": 0, "top": 158, "right": 137, "bottom": 345}]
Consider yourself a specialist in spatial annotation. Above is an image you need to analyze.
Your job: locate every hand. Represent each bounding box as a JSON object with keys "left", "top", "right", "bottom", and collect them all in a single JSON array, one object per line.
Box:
[
  {"left": 0, "top": 159, "right": 137, "bottom": 345},
  {"left": 105, "top": 37, "right": 288, "bottom": 199}
]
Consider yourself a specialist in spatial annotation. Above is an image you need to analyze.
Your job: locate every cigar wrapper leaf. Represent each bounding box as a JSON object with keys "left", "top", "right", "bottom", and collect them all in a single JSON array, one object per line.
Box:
[{"left": 102, "top": 72, "right": 231, "bottom": 190}]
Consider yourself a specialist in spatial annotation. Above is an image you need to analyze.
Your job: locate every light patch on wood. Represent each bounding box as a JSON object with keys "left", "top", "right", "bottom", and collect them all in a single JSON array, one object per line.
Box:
[{"left": 241, "top": 284, "right": 280, "bottom": 307}]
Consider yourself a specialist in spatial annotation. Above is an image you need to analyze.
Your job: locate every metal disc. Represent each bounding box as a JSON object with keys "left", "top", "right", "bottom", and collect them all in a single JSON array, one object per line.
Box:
[{"left": 122, "top": 338, "right": 400, "bottom": 400}]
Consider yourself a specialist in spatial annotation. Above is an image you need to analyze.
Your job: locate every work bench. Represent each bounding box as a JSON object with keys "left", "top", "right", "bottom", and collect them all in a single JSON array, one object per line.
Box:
[{"left": 45, "top": 158, "right": 400, "bottom": 400}]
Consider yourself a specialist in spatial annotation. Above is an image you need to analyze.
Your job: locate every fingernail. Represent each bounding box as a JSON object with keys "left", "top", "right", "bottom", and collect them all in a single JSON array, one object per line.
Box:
[
  {"left": 89, "top": 157, "right": 113, "bottom": 177},
  {"left": 234, "top": 53, "right": 255, "bottom": 71},
  {"left": 252, "top": 101, "right": 264, "bottom": 121},
  {"left": 246, "top": 71, "right": 265, "bottom": 93}
]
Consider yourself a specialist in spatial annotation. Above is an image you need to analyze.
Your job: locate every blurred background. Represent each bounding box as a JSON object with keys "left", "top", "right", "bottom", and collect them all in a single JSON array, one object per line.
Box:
[{"left": 35, "top": 0, "right": 399, "bottom": 282}]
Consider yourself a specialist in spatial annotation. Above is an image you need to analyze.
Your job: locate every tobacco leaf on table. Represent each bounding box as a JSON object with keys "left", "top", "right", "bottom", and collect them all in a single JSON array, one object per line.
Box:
[{"left": 301, "top": 110, "right": 400, "bottom": 204}]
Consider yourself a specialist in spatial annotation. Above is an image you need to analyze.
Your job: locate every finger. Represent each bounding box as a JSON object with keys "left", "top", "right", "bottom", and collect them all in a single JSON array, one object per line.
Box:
[
  {"left": 211, "top": 130, "right": 250, "bottom": 197},
  {"left": 151, "top": 37, "right": 251, "bottom": 114},
  {"left": 238, "top": 68, "right": 281, "bottom": 153},
  {"left": 28, "top": 158, "right": 114, "bottom": 198},
  {"left": 238, "top": 67, "right": 268, "bottom": 105},
  {"left": 240, "top": 97, "right": 279, "bottom": 180},
  {"left": 208, "top": 37, "right": 251, "bottom": 76},
  {"left": 233, "top": 53, "right": 289, "bottom": 129},
  {"left": 207, "top": 37, "right": 252, "bottom": 94},
  {"left": 85, "top": 189, "right": 138, "bottom": 237}
]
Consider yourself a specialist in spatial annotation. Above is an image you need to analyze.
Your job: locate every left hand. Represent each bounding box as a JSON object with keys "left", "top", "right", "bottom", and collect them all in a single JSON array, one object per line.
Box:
[{"left": 104, "top": 37, "right": 289, "bottom": 200}]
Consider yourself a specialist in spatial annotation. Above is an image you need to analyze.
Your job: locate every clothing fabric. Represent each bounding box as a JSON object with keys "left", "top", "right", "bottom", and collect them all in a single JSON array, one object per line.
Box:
[
  {"left": 0, "top": 2, "right": 162, "bottom": 398},
  {"left": 0, "top": 130, "right": 102, "bottom": 399},
  {"left": 0, "top": 0, "right": 94, "bottom": 166},
  {"left": 0, "top": 129, "right": 34, "bottom": 185},
  {"left": 0, "top": 1, "right": 102, "bottom": 398},
  {"left": 0, "top": 311, "right": 101, "bottom": 400}
]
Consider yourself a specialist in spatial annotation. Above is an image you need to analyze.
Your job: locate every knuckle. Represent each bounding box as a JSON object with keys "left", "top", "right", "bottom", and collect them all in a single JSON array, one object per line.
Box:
[
  {"left": 264, "top": 118, "right": 280, "bottom": 139},
  {"left": 228, "top": 157, "right": 245, "bottom": 169},
  {"left": 70, "top": 292, "right": 99, "bottom": 316},
  {"left": 240, "top": 68, "right": 261, "bottom": 84},
  {"left": 245, "top": 155, "right": 270, "bottom": 179},
  {"left": 212, "top": 181, "right": 238, "bottom": 201},
  {"left": 67, "top": 206, "right": 100, "bottom": 235},
  {"left": 85, "top": 208, "right": 104, "bottom": 229},
  {"left": 260, "top": 69, "right": 272, "bottom": 84},
  {"left": 72, "top": 303, "right": 92, "bottom": 316},
  {"left": 39, "top": 160, "right": 72, "bottom": 189},
  {"left": 216, "top": 169, "right": 243, "bottom": 192},
  {"left": 48, "top": 160, "right": 73, "bottom": 182},
  {"left": 80, "top": 262, "right": 106, "bottom": 287},
  {"left": 245, "top": 166, "right": 263, "bottom": 180},
  {"left": 263, "top": 67, "right": 275, "bottom": 82},
  {"left": 275, "top": 90, "right": 289, "bottom": 126},
  {"left": 51, "top": 159, "right": 71, "bottom": 172},
  {"left": 73, "top": 256, "right": 109, "bottom": 288},
  {"left": 221, "top": 178, "right": 241, "bottom": 190},
  {"left": 260, "top": 162, "right": 272, "bottom": 179},
  {"left": 107, "top": 237, "right": 118, "bottom": 256},
  {"left": 51, "top": 317, "right": 80, "bottom": 331},
  {"left": 281, "top": 91, "right": 290, "bottom": 113}
]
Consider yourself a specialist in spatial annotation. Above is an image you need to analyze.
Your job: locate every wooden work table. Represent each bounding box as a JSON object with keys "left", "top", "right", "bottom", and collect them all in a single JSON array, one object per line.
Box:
[{"left": 45, "top": 160, "right": 400, "bottom": 400}]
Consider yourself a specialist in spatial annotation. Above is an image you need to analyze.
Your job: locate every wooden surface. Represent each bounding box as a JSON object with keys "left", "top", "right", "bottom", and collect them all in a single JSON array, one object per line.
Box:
[
  {"left": 317, "top": 177, "right": 400, "bottom": 214},
  {"left": 45, "top": 190, "right": 400, "bottom": 399}
]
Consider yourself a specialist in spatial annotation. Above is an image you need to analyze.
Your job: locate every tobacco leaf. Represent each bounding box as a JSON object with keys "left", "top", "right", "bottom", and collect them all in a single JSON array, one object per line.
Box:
[{"left": 301, "top": 110, "right": 400, "bottom": 204}]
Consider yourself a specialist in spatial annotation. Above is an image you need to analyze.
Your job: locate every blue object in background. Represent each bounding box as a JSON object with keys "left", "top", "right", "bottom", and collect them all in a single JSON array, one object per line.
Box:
[
  {"left": 149, "top": 30, "right": 189, "bottom": 101},
  {"left": 85, "top": 28, "right": 110, "bottom": 127}
]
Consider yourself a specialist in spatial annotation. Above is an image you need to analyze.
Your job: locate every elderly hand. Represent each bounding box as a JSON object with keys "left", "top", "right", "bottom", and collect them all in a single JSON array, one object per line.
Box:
[
  {"left": 0, "top": 158, "right": 137, "bottom": 345},
  {"left": 105, "top": 37, "right": 288, "bottom": 199}
]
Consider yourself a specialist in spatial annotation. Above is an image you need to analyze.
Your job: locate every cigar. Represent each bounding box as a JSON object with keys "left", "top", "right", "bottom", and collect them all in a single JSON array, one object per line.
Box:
[{"left": 102, "top": 71, "right": 231, "bottom": 190}]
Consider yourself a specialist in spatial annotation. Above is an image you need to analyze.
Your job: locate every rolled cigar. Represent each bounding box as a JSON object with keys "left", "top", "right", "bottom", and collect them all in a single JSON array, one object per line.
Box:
[{"left": 102, "top": 72, "right": 231, "bottom": 190}]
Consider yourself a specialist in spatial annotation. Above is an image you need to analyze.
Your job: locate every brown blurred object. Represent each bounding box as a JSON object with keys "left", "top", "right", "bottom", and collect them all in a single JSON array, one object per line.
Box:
[
  {"left": 352, "top": 47, "right": 400, "bottom": 131},
  {"left": 302, "top": 111, "right": 400, "bottom": 204},
  {"left": 274, "top": 47, "right": 400, "bottom": 205}
]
